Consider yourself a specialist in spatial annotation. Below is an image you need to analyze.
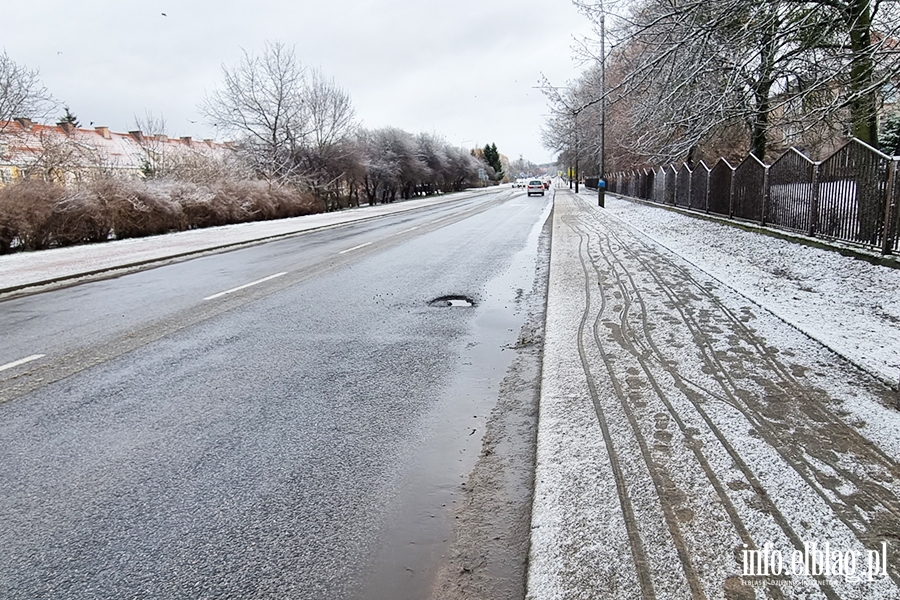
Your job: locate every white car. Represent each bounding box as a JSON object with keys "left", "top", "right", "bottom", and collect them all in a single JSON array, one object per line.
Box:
[{"left": 526, "top": 180, "right": 545, "bottom": 196}]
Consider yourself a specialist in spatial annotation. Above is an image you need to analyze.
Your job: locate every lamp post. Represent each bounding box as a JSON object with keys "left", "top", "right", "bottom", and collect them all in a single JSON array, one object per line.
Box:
[
  {"left": 574, "top": 108, "right": 580, "bottom": 193},
  {"left": 598, "top": 0, "right": 607, "bottom": 207}
]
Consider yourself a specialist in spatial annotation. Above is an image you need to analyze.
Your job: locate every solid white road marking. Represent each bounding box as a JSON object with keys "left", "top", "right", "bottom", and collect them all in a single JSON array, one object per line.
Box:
[
  {"left": 338, "top": 241, "right": 372, "bottom": 255},
  {"left": 204, "top": 272, "right": 287, "bottom": 301},
  {"left": 0, "top": 354, "right": 46, "bottom": 373}
]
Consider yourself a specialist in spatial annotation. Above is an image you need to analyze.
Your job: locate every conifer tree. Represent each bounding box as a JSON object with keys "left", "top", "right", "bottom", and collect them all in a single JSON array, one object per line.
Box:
[
  {"left": 57, "top": 106, "right": 80, "bottom": 127},
  {"left": 482, "top": 143, "right": 503, "bottom": 178}
]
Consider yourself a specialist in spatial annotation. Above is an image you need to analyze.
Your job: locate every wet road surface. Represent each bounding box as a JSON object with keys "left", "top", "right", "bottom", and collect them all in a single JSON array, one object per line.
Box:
[{"left": 0, "top": 188, "right": 551, "bottom": 599}]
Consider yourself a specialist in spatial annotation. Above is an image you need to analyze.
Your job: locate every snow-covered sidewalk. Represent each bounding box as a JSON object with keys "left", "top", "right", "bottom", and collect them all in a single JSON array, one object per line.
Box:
[
  {"left": 528, "top": 189, "right": 900, "bottom": 599},
  {"left": 581, "top": 190, "right": 900, "bottom": 385},
  {"left": 0, "top": 191, "right": 478, "bottom": 295}
]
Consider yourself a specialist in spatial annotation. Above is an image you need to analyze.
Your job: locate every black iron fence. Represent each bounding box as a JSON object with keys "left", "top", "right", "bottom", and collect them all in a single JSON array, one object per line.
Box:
[{"left": 605, "top": 138, "right": 900, "bottom": 254}]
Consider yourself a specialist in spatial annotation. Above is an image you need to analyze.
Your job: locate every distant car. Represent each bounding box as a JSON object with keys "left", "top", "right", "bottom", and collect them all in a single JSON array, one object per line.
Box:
[
  {"left": 543, "top": 180, "right": 550, "bottom": 189},
  {"left": 526, "top": 180, "right": 545, "bottom": 196}
]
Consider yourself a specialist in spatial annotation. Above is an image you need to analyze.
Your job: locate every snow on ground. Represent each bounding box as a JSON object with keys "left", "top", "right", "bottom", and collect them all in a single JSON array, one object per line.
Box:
[
  {"left": 530, "top": 189, "right": 900, "bottom": 599},
  {"left": 579, "top": 190, "right": 900, "bottom": 386},
  {"left": 0, "top": 192, "right": 476, "bottom": 294}
]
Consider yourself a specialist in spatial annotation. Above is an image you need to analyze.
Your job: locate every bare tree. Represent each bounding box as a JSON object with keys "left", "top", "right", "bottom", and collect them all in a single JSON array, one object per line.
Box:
[
  {"left": 570, "top": 0, "right": 900, "bottom": 162},
  {"left": 201, "top": 41, "right": 360, "bottom": 199},
  {"left": 201, "top": 41, "right": 308, "bottom": 183},
  {"left": 303, "top": 68, "right": 356, "bottom": 149},
  {"left": 0, "top": 50, "right": 55, "bottom": 133},
  {"left": 131, "top": 111, "right": 173, "bottom": 178},
  {"left": 18, "top": 126, "right": 121, "bottom": 185},
  {"left": 291, "top": 68, "right": 358, "bottom": 205},
  {"left": 541, "top": 73, "right": 605, "bottom": 187}
]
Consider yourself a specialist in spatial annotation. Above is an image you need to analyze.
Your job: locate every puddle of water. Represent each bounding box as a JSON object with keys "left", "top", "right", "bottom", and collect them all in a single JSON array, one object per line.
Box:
[
  {"left": 351, "top": 201, "right": 553, "bottom": 600},
  {"left": 429, "top": 295, "right": 475, "bottom": 308}
]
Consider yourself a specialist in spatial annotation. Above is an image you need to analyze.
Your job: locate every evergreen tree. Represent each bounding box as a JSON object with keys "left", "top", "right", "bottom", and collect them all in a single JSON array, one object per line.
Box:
[
  {"left": 482, "top": 143, "right": 503, "bottom": 178},
  {"left": 57, "top": 106, "right": 80, "bottom": 127},
  {"left": 880, "top": 113, "right": 900, "bottom": 156}
]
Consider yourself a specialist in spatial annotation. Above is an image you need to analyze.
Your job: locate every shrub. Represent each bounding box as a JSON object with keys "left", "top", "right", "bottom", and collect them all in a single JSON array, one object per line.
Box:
[
  {"left": 50, "top": 190, "right": 113, "bottom": 246},
  {"left": 109, "top": 180, "right": 185, "bottom": 239},
  {"left": 0, "top": 175, "right": 325, "bottom": 253},
  {"left": 0, "top": 180, "right": 66, "bottom": 252}
]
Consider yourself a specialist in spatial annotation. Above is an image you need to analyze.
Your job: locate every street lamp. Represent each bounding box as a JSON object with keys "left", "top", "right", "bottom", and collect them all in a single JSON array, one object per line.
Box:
[
  {"left": 598, "top": 0, "right": 606, "bottom": 207},
  {"left": 574, "top": 108, "right": 581, "bottom": 194}
]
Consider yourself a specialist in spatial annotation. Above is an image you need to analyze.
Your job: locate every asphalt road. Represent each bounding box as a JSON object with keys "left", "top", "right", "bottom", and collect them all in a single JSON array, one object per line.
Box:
[{"left": 0, "top": 187, "right": 552, "bottom": 599}]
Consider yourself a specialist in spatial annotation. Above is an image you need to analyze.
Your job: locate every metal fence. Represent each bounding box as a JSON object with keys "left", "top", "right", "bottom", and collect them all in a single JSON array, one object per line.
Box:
[
  {"left": 690, "top": 162, "right": 709, "bottom": 211},
  {"left": 606, "top": 138, "right": 900, "bottom": 254}
]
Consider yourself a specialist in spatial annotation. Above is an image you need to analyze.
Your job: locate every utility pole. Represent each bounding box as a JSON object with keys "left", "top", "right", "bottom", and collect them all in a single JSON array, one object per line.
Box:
[
  {"left": 598, "top": 0, "right": 607, "bottom": 208},
  {"left": 575, "top": 109, "right": 580, "bottom": 194}
]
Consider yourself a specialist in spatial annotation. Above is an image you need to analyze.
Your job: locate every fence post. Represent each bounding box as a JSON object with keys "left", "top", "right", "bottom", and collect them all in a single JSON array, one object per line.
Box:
[
  {"left": 809, "top": 163, "right": 820, "bottom": 237},
  {"left": 882, "top": 159, "right": 898, "bottom": 255},
  {"left": 686, "top": 166, "right": 692, "bottom": 210},
  {"left": 728, "top": 167, "right": 735, "bottom": 218},
  {"left": 704, "top": 167, "right": 710, "bottom": 213},
  {"left": 760, "top": 165, "right": 770, "bottom": 226}
]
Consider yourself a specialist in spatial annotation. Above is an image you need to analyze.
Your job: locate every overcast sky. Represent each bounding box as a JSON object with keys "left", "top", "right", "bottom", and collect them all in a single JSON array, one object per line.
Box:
[{"left": 1, "top": 0, "right": 596, "bottom": 164}]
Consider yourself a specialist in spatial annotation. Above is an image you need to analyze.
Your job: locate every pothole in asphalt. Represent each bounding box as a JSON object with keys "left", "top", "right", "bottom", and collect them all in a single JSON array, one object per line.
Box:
[{"left": 429, "top": 295, "right": 476, "bottom": 308}]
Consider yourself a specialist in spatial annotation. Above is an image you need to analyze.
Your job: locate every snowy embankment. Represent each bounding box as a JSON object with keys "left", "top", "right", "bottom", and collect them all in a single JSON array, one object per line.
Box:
[
  {"left": 0, "top": 192, "right": 473, "bottom": 294},
  {"left": 581, "top": 190, "right": 900, "bottom": 385}
]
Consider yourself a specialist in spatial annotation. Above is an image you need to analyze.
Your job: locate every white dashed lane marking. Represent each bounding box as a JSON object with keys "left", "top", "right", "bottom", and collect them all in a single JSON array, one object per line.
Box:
[
  {"left": 0, "top": 354, "right": 46, "bottom": 373},
  {"left": 204, "top": 272, "right": 288, "bottom": 301}
]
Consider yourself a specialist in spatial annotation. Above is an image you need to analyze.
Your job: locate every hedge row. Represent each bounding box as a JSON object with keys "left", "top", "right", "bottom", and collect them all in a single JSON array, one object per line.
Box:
[{"left": 0, "top": 178, "right": 324, "bottom": 254}]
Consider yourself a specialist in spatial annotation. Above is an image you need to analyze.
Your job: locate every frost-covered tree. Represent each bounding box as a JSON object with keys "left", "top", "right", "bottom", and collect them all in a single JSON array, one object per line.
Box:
[
  {"left": 416, "top": 133, "right": 450, "bottom": 195},
  {"left": 357, "top": 128, "right": 426, "bottom": 203},
  {"left": 569, "top": 0, "right": 900, "bottom": 161},
  {"left": 0, "top": 50, "right": 55, "bottom": 133},
  {"left": 353, "top": 128, "right": 481, "bottom": 204},
  {"left": 202, "top": 41, "right": 359, "bottom": 194},
  {"left": 509, "top": 154, "right": 541, "bottom": 178},
  {"left": 201, "top": 41, "right": 307, "bottom": 183},
  {"left": 880, "top": 112, "right": 900, "bottom": 156},
  {"left": 444, "top": 145, "right": 482, "bottom": 190}
]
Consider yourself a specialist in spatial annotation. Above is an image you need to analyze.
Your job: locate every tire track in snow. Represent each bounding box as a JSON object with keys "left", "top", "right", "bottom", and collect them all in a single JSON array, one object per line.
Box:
[
  {"left": 572, "top": 197, "right": 900, "bottom": 595},
  {"left": 592, "top": 209, "right": 900, "bottom": 589},
  {"left": 572, "top": 212, "right": 837, "bottom": 599},
  {"left": 581, "top": 221, "right": 757, "bottom": 597},
  {"left": 568, "top": 221, "right": 709, "bottom": 599},
  {"left": 570, "top": 224, "right": 658, "bottom": 599}
]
